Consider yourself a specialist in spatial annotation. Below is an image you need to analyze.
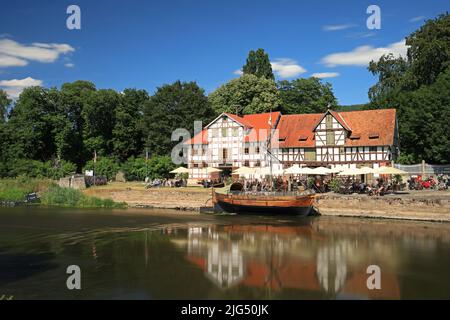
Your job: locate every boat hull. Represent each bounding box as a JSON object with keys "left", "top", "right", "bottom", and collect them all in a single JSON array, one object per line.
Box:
[{"left": 213, "top": 190, "right": 315, "bottom": 216}]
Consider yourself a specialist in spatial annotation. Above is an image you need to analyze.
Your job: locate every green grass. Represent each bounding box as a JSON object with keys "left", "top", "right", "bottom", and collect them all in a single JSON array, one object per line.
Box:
[
  {"left": 41, "top": 185, "right": 127, "bottom": 209},
  {"left": 0, "top": 178, "right": 54, "bottom": 202}
]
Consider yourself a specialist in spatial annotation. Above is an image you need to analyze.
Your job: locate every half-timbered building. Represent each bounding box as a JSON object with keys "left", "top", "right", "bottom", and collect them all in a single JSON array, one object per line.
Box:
[{"left": 185, "top": 108, "right": 399, "bottom": 179}]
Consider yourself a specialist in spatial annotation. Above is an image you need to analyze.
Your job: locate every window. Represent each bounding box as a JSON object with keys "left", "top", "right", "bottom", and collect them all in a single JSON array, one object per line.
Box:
[
  {"left": 222, "top": 128, "right": 227, "bottom": 137},
  {"left": 193, "top": 163, "right": 199, "bottom": 168},
  {"left": 370, "top": 146, "right": 377, "bottom": 152},
  {"left": 304, "top": 148, "right": 316, "bottom": 161},
  {"left": 255, "top": 146, "right": 260, "bottom": 154},
  {"left": 192, "top": 149, "right": 198, "bottom": 156},
  {"left": 244, "top": 160, "right": 249, "bottom": 167},
  {"left": 222, "top": 148, "right": 228, "bottom": 160},
  {"left": 232, "top": 128, "right": 238, "bottom": 137},
  {"left": 255, "top": 160, "right": 261, "bottom": 167},
  {"left": 211, "top": 129, "right": 217, "bottom": 138},
  {"left": 244, "top": 147, "right": 249, "bottom": 154}
]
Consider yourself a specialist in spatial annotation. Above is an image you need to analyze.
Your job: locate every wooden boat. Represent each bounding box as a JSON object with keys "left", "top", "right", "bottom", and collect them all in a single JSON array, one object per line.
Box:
[{"left": 212, "top": 183, "right": 315, "bottom": 216}]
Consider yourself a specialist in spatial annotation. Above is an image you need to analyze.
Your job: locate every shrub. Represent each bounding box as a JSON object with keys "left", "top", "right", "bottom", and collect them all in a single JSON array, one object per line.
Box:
[
  {"left": 329, "top": 178, "right": 342, "bottom": 192},
  {"left": 83, "top": 157, "right": 120, "bottom": 181},
  {"left": 121, "top": 155, "right": 175, "bottom": 181},
  {"left": 0, "top": 178, "right": 54, "bottom": 201},
  {"left": 3, "top": 159, "right": 76, "bottom": 179},
  {"left": 121, "top": 156, "right": 149, "bottom": 181},
  {"left": 40, "top": 185, "right": 126, "bottom": 208}
]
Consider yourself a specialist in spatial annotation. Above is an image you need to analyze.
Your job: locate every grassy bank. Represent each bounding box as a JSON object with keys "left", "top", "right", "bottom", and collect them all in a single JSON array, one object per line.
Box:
[
  {"left": 0, "top": 178, "right": 126, "bottom": 209},
  {"left": 0, "top": 178, "right": 53, "bottom": 201},
  {"left": 41, "top": 185, "right": 127, "bottom": 208}
]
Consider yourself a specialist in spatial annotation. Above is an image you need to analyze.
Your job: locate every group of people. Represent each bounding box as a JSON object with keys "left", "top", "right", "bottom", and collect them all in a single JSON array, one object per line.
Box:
[{"left": 145, "top": 177, "right": 187, "bottom": 188}]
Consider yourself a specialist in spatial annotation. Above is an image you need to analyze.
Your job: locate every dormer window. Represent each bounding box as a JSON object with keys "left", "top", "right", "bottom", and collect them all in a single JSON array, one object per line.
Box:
[
  {"left": 279, "top": 137, "right": 286, "bottom": 142},
  {"left": 350, "top": 133, "right": 361, "bottom": 140},
  {"left": 369, "top": 133, "right": 379, "bottom": 139},
  {"left": 298, "top": 135, "right": 308, "bottom": 141}
]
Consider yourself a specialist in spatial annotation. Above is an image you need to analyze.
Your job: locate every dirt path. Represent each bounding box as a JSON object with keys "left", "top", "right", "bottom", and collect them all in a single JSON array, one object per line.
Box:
[{"left": 83, "top": 183, "right": 211, "bottom": 210}]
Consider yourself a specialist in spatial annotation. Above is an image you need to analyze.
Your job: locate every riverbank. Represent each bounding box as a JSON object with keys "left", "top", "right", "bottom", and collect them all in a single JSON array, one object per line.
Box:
[
  {"left": 83, "top": 182, "right": 211, "bottom": 210},
  {"left": 0, "top": 179, "right": 125, "bottom": 209},
  {"left": 315, "top": 191, "right": 450, "bottom": 223},
  {"left": 84, "top": 182, "right": 450, "bottom": 222}
]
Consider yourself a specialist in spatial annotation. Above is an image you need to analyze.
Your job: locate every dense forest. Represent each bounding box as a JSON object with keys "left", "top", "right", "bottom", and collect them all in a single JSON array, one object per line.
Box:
[{"left": 0, "top": 13, "right": 448, "bottom": 181}]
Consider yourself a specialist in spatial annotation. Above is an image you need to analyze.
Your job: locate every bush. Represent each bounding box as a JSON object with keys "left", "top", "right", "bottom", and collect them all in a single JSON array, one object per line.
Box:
[
  {"left": 3, "top": 159, "right": 76, "bottom": 179},
  {"left": 121, "top": 155, "right": 175, "bottom": 181},
  {"left": 329, "top": 178, "right": 342, "bottom": 192},
  {"left": 121, "top": 156, "right": 149, "bottom": 181},
  {"left": 147, "top": 155, "right": 175, "bottom": 179},
  {"left": 0, "top": 178, "right": 54, "bottom": 201},
  {"left": 83, "top": 157, "right": 120, "bottom": 181},
  {"left": 40, "top": 185, "right": 126, "bottom": 208}
]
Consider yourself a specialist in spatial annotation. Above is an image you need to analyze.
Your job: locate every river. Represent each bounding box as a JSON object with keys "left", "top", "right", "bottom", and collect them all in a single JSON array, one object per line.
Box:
[{"left": 0, "top": 207, "right": 449, "bottom": 299}]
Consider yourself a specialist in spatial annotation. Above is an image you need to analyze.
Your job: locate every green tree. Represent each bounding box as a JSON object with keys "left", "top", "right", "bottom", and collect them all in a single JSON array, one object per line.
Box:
[
  {"left": 142, "top": 81, "right": 215, "bottom": 156},
  {"left": 59, "top": 81, "right": 97, "bottom": 168},
  {"left": 367, "top": 13, "right": 450, "bottom": 163},
  {"left": 82, "top": 89, "right": 121, "bottom": 158},
  {"left": 242, "top": 49, "right": 274, "bottom": 79},
  {"left": 209, "top": 74, "right": 280, "bottom": 115},
  {"left": 278, "top": 77, "right": 338, "bottom": 114},
  {"left": 112, "top": 89, "right": 149, "bottom": 162},
  {"left": 0, "top": 89, "right": 11, "bottom": 122}
]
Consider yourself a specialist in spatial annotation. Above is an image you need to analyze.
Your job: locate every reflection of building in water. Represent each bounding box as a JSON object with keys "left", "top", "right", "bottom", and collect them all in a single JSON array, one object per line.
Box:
[
  {"left": 187, "top": 227, "right": 244, "bottom": 289},
  {"left": 207, "top": 242, "right": 244, "bottom": 288},
  {"left": 316, "top": 243, "right": 349, "bottom": 294},
  {"left": 177, "top": 224, "right": 400, "bottom": 299}
]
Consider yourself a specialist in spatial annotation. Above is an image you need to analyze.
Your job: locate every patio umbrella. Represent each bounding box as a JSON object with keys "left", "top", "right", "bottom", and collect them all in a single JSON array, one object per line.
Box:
[
  {"left": 359, "top": 166, "right": 376, "bottom": 174},
  {"left": 338, "top": 167, "right": 365, "bottom": 176},
  {"left": 285, "top": 165, "right": 317, "bottom": 175},
  {"left": 170, "top": 167, "right": 190, "bottom": 174},
  {"left": 373, "top": 166, "right": 408, "bottom": 175},
  {"left": 232, "top": 166, "right": 256, "bottom": 175},
  {"left": 311, "top": 167, "right": 332, "bottom": 175},
  {"left": 255, "top": 166, "right": 285, "bottom": 176},
  {"left": 205, "top": 167, "right": 222, "bottom": 174}
]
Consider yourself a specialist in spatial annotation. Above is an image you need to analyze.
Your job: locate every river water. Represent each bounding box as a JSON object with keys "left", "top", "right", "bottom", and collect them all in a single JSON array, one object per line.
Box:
[{"left": 0, "top": 206, "right": 449, "bottom": 300}]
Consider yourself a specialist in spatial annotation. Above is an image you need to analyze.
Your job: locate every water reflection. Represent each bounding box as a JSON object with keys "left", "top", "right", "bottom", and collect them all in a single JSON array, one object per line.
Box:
[
  {"left": 161, "top": 221, "right": 409, "bottom": 299},
  {"left": 0, "top": 207, "right": 449, "bottom": 299}
]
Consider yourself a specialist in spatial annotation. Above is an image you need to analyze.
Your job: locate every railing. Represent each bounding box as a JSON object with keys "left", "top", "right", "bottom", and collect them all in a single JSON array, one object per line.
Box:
[{"left": 228, "top": 190, "right": 315, "bottom": 197}]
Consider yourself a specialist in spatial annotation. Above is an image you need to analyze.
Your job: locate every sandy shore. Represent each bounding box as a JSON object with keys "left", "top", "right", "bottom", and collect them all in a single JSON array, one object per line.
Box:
[
  {"left": 83, "top": 182, "right": 211, "bottom": 211},
  {"left": 84, "top": 182, "right": 450, "bottom": 222}
]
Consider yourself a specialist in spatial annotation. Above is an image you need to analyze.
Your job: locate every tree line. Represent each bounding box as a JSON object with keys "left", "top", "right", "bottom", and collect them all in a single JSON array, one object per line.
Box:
[{"left": 0, "top": 53, "right": 337, "bottom": 179}]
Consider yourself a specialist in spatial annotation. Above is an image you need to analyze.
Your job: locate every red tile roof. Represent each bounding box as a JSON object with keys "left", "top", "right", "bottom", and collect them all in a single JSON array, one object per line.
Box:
[
  {"left": 276, "top": 113, "right": 322, "bottom": 148},
  {"left": 185, "top": 109, "right": 396, "bottom": 147},
  {"left": 185, "top": 112, "right": 281, "bottom": 144},
  {"left": 340, "top": 109, "right": 396, "bottom": 146},
  {"left": 277, "top": 109, "right": 396, "bottom": 148}
]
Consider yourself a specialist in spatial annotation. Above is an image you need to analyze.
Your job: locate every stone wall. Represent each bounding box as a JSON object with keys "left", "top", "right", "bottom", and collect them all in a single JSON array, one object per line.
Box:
[
  {"left": 315, "top": 193, "right": 450, "bottom": 222},
  {"left": 58, "top": 175, "right": 86, "bottom": 190}
]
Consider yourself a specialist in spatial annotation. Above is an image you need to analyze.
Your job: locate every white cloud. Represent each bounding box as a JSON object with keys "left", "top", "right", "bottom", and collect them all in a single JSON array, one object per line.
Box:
[
  {"left": 0, "top": 39, "right": 74, "bottom": 68},
  {"left": 65, "top": 63, "right": 75, "bottom": 68},
  {"left": 321, "top": 40, "right": 408, "bottom": 67},
  {"left": 0, "top": 54, "right": 27, "bottom": 67},
  {"left": 323, "top": 24, "right": 356, "bottom": 31},
  {"left": 311, "top": 72, "right": 340, "bottom": 79},
  {"left": 410, "top": 16, "right": 426, "bottom": 23},
  {"left": 0, "top": 77, "right": 43, "bottom": 98},
  {"left": 233, "top": 69, "right": 243, "bottom": 76},
  {"left": 271, "top": 59, "right": 306, "bottom": 79}
]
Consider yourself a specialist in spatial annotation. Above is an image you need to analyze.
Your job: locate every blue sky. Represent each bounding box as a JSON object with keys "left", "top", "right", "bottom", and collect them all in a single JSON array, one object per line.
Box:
[{"left": 0, "top": 0, "right": 448, "bottom": 105}]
